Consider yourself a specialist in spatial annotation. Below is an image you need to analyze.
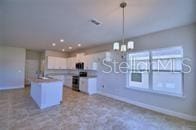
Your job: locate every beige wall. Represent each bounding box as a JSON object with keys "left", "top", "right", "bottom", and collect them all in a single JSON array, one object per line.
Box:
[
  {"left": 0, "top": 46, "right": 26, "bottom": 89},
  {"left": 69, "top": 23, "right": 196, "bottom": 118},
  {"left": 25, "top": 50, "right": 42, "bottom": 85}
]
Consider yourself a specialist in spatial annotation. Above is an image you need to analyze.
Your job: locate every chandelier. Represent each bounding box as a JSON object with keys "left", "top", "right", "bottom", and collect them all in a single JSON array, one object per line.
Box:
[{"left": 113, "top": 2, "right": 134, "bottom": 52}]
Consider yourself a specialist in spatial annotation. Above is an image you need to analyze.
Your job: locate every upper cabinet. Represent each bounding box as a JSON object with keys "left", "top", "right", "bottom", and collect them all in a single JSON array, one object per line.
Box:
[
  {"left": 76, "top": 53, "right": 85, "bottom": 62},
  {"left": 57, "top": 57, "right": 67, "bottom": 69},
  {"left": 47, "top": 56, "right": 55, "bottom": 69},
  {"left": 47, "top": 51, "right": 110, "bottom": 70},
  {"left": 66, "top": 57, "right": 76, "bottom": 69},
  {"left": 47, "top": 56, "right": 67, "bottom": 69}
]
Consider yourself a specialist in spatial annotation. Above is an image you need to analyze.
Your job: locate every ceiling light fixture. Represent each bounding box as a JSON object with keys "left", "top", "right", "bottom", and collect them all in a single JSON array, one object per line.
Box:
[
  {"left": 52, "top": 43, "right": 56, "bottom": 46},
  {"left": 68, "top": 46, "right": 72, "bottom": 50},
  {"left": 60, "top": 39, "right": 64, "bottom": 43},
  {"left": 113, "top": 2, "right": 134, "bottom": 53}
]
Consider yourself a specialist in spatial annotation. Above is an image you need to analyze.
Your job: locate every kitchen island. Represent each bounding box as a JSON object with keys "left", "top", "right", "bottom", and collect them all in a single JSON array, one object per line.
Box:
[{"left": 31, "top": 78, "right": 63, "bottom": 109}]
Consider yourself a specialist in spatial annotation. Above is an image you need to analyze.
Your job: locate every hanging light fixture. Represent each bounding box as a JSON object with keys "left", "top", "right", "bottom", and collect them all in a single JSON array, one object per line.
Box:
[
  {"left": 113, "top": 2, "right": 134, "bottom": 52},
  {"left": 128, "top": 41, "right": 134, "bottom": 50},
  {"left": 113, "top": 42, "right": 120, "bottom": 51}
]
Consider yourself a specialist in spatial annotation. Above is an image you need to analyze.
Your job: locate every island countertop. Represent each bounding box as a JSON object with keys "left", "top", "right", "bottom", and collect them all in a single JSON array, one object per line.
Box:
[{"left": 31, "top": 77, "right": 60, "bottom": 84}]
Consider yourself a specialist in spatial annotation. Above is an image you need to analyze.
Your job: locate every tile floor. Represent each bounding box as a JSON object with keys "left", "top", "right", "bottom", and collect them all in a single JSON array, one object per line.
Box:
[{"left": 0, "top": 87, "right": 195, "bottom": 130}]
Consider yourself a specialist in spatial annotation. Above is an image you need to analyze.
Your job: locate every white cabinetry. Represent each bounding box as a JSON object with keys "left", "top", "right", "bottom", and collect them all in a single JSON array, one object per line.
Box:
[
  {"left": 48, "top": 75, "right": 73, "bottom": 87},
  {"left": 47, "top": 52, "right": 109, "bottom": 70},
  {"left": 47, "top": 56, "right": 67, "bottom": 69},
  {"left": 31, "top": 81, "right": 63, "bottom": 109},
  {"left": 57, "top": 57, "right": 67, "bottom": 69},
  {"left": 67, "top": 57, "right": 76, "bottom": 69},
  {"left": 76, "top": 53, "right": 85, "bottom": 62},
  {"left": 48, "top": 75, "right": 65, "bottom": 85},
  {"left": 64, "top": 75, "right": 72, "bottom": 88},
  {"left": 79, "top": 77, "right": 97, "bottom": 95},
  {"left": 47, "top": 56, "right": 56, "bottom": 69}
]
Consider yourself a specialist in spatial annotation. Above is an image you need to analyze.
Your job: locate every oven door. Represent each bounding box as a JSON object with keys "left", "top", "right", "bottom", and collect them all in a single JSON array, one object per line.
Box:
[
  {"left": 72, "top": 77, "right": 79, "bottom": 85},
  {"left": 72, "top": 76, "right": 79, "bottom": 91}
]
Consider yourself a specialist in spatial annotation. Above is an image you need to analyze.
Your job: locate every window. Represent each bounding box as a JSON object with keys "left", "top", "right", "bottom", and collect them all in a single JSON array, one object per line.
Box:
[
  {"left": 127, "top": 46, "right": 183, "bottom": 96},
  {"left": 127, "top": 51, "right": 150, "bottom": 89},
  {"left": 151, "top": 47, "right": 183, "bottom": 95},
  {"left": 131, "top": 73, "right": 142, "bottom": 82}
]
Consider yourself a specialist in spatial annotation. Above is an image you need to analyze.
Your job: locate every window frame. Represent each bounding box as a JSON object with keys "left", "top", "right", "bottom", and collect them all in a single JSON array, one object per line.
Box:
[
  {"left": 127, "top": 51, "right": 150, "bottom": 90},
  {"left": 126, "top": 46, "right": 184, "bottom": 98}
]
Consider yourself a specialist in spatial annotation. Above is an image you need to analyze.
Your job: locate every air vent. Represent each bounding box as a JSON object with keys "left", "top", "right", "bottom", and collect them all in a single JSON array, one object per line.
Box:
[{"left": 90, "top": 19, "right": 101, "bottom": 25}]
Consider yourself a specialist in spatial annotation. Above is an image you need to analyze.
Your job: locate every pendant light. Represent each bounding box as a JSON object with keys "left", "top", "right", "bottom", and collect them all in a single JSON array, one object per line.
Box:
[
  {"left": 113, "top": 2, "right": 134, "bottom": 52},
  {"left": 128, "top": 41, "right": 134, "bottom": 50},
  {"left": 113, "top": 42, "right": 120, "bottom": 51}
]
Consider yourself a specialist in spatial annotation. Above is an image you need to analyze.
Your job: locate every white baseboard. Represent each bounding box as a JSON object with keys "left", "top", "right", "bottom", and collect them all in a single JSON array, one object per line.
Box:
[
  {"left": 0, "top": 85, "right": 24, "bottom": 90},
  {"left": 97, "top": 91, "right": 196, "bottom": 122}
]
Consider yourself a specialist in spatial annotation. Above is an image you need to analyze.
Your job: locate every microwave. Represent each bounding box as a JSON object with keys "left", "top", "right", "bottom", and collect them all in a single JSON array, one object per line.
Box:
[{"left": 75, "top": 62, "right": 84, "bottom": 69}]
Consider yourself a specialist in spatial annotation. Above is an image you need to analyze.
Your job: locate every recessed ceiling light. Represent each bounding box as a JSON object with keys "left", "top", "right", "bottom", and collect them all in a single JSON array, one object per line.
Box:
[
  {"left": 78, "top": 44, "right": 81, "bottom": 47},
  {"left": 52, "top": 43, "right": 56, "bottom": 46},
  {"left": 68, "top": 46, "right": 72, "bottom": 50},
  {"left": 60, "top": 39, "right": 64, "bottom": 43},
  {"left": 62, "top": 49, "right": 65, "bottom": 52}
]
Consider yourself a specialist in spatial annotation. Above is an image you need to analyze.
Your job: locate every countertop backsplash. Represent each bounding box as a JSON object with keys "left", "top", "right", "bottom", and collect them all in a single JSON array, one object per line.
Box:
[{"left": 45, "top": 69, "right": 97, "bottom": 77}]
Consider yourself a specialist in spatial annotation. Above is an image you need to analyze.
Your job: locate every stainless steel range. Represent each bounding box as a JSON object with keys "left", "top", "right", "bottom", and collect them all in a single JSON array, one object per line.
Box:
[
  {"left": 72, "top": 72, "right": 87, "bottom": 92},
  {"left": 72, "top": 76, "right": 79, "bottom": 91}
]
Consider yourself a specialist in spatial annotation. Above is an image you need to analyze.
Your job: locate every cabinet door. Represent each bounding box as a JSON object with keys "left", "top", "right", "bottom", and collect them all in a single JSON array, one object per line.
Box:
[
  {"left": 88, "top": 78, "right": 97, "bottom": 95},
  {"left": 53, "top": 57, "right": 61, "bottom": 69},
  {"left": 54, "top": 57, "right": 60, "bottom": 69},
  {"left": 64, "top": 76, "right": 68, "bottom": 86},
  {"left": 48, "top": 56, "right": 56, "bottom": 69},
  {"left": 71, "top": 57, "right": 76, "bottom": 69},
  {"left": 67, "top": 76, "right": 72, "bottom": 87},
  {"left": 83, "top": 55, "right": 88, "bottom": 69},
  {"left": 76, "top": 53, "right": 85, "bottom": 62},
  {"left": 48, "top": 57, "right": 66, "bottom": 70},
  {"left": 66, "top": 58, "right": 71, "bottom": 69},
  {"left": 64, "top": 58, "right": 67, "bottom": 69},
  {"left": 86, "top": 55, "right": 92, "bottom": 70},
  {"left": 76, "top": 54, "right": 80, "bottom": 62},
  {"left": 79, "top": 78, "right": 88, "bottom": 93},
  {"left": 59, "top": 58, "right": 67, "bottom": 69},
  {"left": 64, "top": 76, "right": 72, "bottom": 87}
]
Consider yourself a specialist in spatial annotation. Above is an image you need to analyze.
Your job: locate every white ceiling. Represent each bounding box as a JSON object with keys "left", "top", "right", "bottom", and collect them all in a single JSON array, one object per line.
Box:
[{"left": 1, "top": 0, "right": 196, "bottom": 52}]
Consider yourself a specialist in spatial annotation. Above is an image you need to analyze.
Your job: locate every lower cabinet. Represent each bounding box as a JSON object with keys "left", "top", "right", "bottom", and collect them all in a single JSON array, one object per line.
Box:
[
  {"left": 31, "top": 81, "right": 63, "bottom": 109},
  {"left": 64, "top": 76, "right": 72, "bottom": 88},
  {"left": 79, "top": 77, "right": 97, "bottom": 95}
]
